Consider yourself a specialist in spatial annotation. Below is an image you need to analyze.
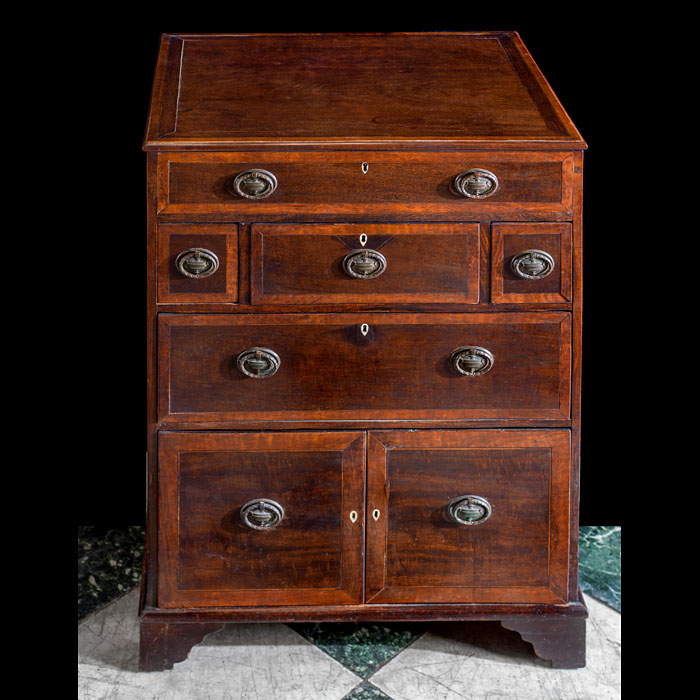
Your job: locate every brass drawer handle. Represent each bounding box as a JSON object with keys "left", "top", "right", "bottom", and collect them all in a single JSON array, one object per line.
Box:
[
  {"left": 452, "top": 168, "right": 499, "bottom": 199},
  {"left": 343, "top": 249, "right": 387, "bottom": 279},
  {"left": 231, "top": 169, "right": 278, "bottom": 199},
  {"left": 236, "top": 347, "right": 281, "bottom": 379},
  {"left": 175, "top": 248, "right": 220, "bottom": 279},
  {"left": 447, "top": 495, "right": 492, "bottom": 525},
  {"left": 511, "top": 249, "right": 555, "bottom": 280},
  {"left": 450, "top": 346, "right": 494, "bottom": 376},
  {"left": 240, "top": 499, "right": 285, "bottom": 530}
]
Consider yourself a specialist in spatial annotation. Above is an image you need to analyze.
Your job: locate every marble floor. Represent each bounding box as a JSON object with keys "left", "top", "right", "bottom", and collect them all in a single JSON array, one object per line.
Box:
[{"left": 78, "top": 526, "right": 620, "bottom": 699}]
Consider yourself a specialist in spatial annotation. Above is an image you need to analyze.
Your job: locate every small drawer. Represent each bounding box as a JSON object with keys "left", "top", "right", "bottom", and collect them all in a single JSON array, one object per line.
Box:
[
  {"left": 158, "top": 312, "right": 571, "bottom": 424},
  {"left": 251, "top": 223, "right": 480, "bottom": 305},
  {"left": 157, "top": 151, "right": 574, "bottom": 221},
  {"left": 158, "top": 431, "right": 365, "bottom": 607},
  {"left": 491, "top": 223, "right": 572, "bottom": 304},
  {"left": 157, "top": 224, "right": 238, "bottom": 304}
]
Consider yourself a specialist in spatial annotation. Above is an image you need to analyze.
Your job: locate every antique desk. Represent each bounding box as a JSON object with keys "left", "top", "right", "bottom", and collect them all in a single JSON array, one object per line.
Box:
[{"left": 140, "top": 32, "right": 587, "bottom": 671}]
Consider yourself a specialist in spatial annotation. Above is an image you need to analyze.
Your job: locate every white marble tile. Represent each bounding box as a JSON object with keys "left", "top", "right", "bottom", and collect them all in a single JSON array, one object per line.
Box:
[
  {"left": 78, "top": 588, "right": 361, "bottom": 700},
  {"left": 370, "top": 596, "right": 621, "bottom": 700}
]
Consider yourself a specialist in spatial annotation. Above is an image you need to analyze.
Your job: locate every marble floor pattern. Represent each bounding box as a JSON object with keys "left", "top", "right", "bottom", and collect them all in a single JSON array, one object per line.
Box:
[{"left": 78, "top": 526, "right": 621, "bottom": 699}]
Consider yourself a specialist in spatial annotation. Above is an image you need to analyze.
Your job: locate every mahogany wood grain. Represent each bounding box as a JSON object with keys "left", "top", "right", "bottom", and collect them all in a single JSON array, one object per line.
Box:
[
  {"left": 156, "top": 150, "right": 574, "bottom": 221},
  {"left": 158, "top": 312, "right": 571, "bottom": 423},
  {"left": 251, "top": 223, "right": 480, "bottom": 305},
  {"left": 366, "top": 430, "right": 571, "bottom": 604},
  {"left": 157, "top": 432, "right": 365, "bottom": 607},
  {"left": 491, "top": 222, "right": 572, "bottom": 304}
]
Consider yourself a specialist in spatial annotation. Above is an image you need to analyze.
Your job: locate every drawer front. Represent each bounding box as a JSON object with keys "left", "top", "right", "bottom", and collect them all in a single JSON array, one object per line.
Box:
[
  {"left": 157, "top": 431, "right": 365, "bottom": 607},
  {"left": 366, "top": 430, "right": 571, "bottom": 604},
  {"left": 158, "top": 151, "right": 574, "bottom": 220},
  {"left": 157, "top": 224, "right": 239, "bottom": 304},
  {"left": 251, "top": 223, "right": 480, "bottom": 305},
  {"left": 491, "top": 223, "right": 572, "bottom": 304},
  {"left": 158, "top": 313, "right": 571, "bottom": 423}
]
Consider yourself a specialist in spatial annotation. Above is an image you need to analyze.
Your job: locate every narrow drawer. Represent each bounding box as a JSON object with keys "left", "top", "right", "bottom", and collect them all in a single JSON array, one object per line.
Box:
[
  {"left": 366, "top": 430, "right": 572, "bottom": 604},
  {"left": 157, "top": 151, "right": 574, "bottom": 221},
  {"left": 491, "top": 222, "right": 572, "bottom": 304},
  {"left": 251, "top": 223, "right": 480, "bottom": 305},
  {"left": 157, "top": 223, "right": 238, "bottom": 304},
  {"left": 158, "top": 431, "right": 365, "bottom": 607},
  {"left": 158, "top": 312, "right": 571, "bottom": 423}
]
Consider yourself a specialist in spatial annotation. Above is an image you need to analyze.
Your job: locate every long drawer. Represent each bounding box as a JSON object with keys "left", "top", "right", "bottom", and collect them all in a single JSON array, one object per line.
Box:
[
  {"left": 157, "top": 151, "right": 574, "bottom": 220},
  {"left": 158, "top": 312, "right": 571, "bottom": 423}
]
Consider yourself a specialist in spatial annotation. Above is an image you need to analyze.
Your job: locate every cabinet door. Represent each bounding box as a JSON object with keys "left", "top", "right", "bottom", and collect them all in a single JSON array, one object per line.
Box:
[
  {"left": 158, "top": 432, "right": 365, "bottom": 607},
  {"left": 366, "top": 430, "right": 572, "bottom": 604}
]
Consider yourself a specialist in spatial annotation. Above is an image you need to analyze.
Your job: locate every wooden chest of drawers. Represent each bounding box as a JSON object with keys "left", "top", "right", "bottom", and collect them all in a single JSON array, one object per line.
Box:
[{"left": 140, "top": 32, "right": 587, "bottom": 671}]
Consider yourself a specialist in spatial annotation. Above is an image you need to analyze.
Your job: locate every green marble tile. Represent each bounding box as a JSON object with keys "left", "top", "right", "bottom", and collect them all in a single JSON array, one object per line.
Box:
[
  {"left": 78, "top": 526, "right": 144, "bottom": 620},
  {"left": 578, "top": 525, "right": 621, "bottom": 612},
  {"left": 341, "top": 682, "right": 394, "bottom": 700},
  {"left": 290, "top": 622, "right": 431, "bottom": 678}
]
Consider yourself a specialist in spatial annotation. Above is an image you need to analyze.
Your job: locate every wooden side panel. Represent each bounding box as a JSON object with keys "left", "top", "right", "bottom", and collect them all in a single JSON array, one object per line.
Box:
[
  {"left": 366, "top": 430, "right": 571, "bottom": 604},
  {"left": 157, "top": 432, "right": 365, "bottom": 607}
]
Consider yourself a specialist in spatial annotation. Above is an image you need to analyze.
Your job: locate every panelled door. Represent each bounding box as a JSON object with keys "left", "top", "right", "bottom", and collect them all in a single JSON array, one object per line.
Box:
[
  {"left": 366, "top": 430, "right": 572, "bottom": 604},
  {"left": 158, "top": 431, "right": 365, "bottom": 607}
]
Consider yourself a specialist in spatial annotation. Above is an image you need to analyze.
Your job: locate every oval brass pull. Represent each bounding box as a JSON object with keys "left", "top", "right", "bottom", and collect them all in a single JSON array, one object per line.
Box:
[
  {"left": 447, "top": 495, "right": 492, "bottom": 525},
  {"left": 343, "top": 249, "right": 387, "bottom": 279},
  {"left": 231, "top": 169, "right": 278, "bottom": 199},
  {"left": 452, "top": 169, "right": 499, "bottom": 199},
  {"left": 511, "top": 249, "right": 555, "bottom": 280},
  {"left": 450, "top": 346, "right": 494, "bottom": 376},
  {"left": 236, "top": 347, "right": 281, "bottom": 379},
  {"left": 175, "top": 248, "right": 220, "bottom": 279},
  {"left": 240, "top": 499, "right": 285, "bottom": 530}
]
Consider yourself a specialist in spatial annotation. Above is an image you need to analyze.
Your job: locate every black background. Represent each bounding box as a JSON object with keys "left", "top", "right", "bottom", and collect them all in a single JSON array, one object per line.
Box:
[{"left": 74, "top": 10, "right": 630, "bottom": 529}]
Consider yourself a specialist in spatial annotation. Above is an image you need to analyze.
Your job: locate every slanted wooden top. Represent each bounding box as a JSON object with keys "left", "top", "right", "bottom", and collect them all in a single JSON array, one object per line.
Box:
[{"left": 144, "top": 32, "right": 586, "bottom": 151}]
